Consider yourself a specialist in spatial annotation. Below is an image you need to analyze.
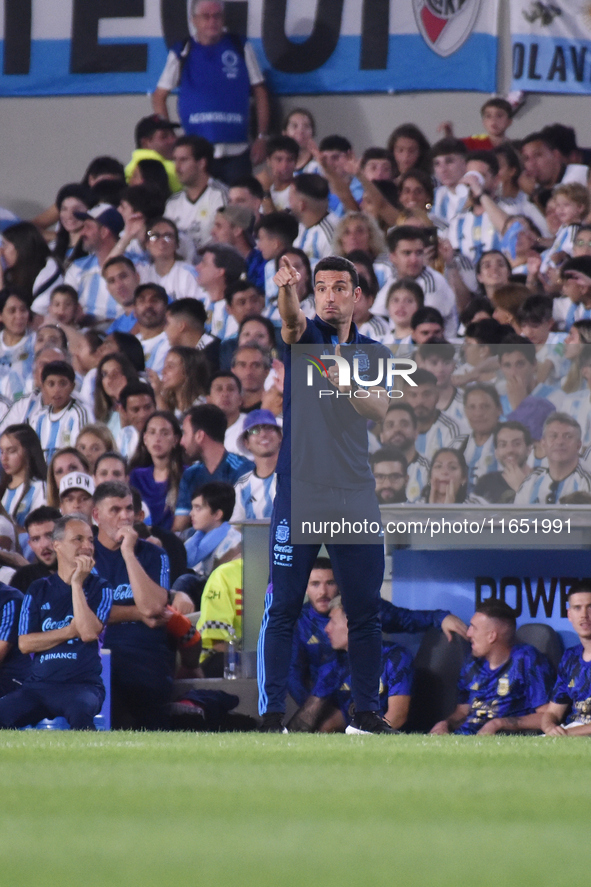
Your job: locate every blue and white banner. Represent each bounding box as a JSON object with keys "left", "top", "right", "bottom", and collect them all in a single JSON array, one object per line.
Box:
[
  {"left": 392, "top": 549, "right": 588, "bottom": 646},
  {"left": 511, "top": 1, "right": 591, "bottom": 94},
  {"left": 0, "top": 0, "right": 499, "bottom": 97}
]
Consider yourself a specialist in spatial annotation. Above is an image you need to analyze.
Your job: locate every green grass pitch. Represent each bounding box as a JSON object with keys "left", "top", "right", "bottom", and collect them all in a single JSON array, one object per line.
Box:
[{"left": 1, "top": 732, "right": 589, "bottom": 887}]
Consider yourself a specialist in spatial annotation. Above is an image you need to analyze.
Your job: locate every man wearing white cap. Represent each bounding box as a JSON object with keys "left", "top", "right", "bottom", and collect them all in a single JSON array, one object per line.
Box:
[
  {"left": 231, "top": 409, "right": 281, "bottom": 522},
  {"left": 59, "top": 473, "right": 95, "bottom": 520}
]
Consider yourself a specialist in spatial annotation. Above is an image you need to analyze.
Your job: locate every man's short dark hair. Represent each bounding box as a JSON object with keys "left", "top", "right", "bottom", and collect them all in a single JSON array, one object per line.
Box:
[
  {"left": 567, "top": 580, "right": 591, "bottom": 600},
  {"left": 386, "top": 225, "right": 426, "bottom": 253},
  {"left": 370, "top": 447, "right": 408, "bottom": 473},
  {"left": 41, "top": 361, "right": 75, "bottom": 385},
  {"left": 312, "top": 556, "right": 332, "bottom": 572},
  {"left": 417, "top": 342, "right": 456, "bottom": 363},
  {"left": 313, "top": 256, "right": 359, "bottom": 290},
  {"left": 516, "top": 295, "right": 553, "bottom": 326},
  {"left": 465, "top": 318, "right": 504, "bottom": 345},
  {"left": 499, "top": 342, "right": 536, "bottom": 366},
  {"left": 493, "top": 420, "right": 531, "bottom": 448},
  {"left": 93, "top": 481, "right": 132, "bottom": 506},
  {"left": 410, "top": 368, "right": 437, "bottom": 387},
  {"left": 120, "top": 382, "right": 156, "bottom": 411},
  {"left": 255, "top": 212, "right": 299, "bottom": 245},
  {"left": 292, "top": 174, "right": 329, "bottom": 202},
  {"left": 231, "top": 176, "right": 265, "bottom": 200},
  {"left": 102, "top": 255, "right": 137, "bottom": 277},
  {"left": 191, "top": 481, "right": 235, "bottom": 522},
  {"left": 481, "top": 97, "right": 513, "bottom": 118},
  {"left": 520, "top": 131, "right": 557, "bottom": 153},
  {"left": 202, "top": 244, "right": 246, "bottom": 285},
  {"left": 167, "top": 297, "right": 207, "bottom": 329},
  {"left": 431, "top": 138, "right": 468, "bottom": 160},
  {"left": 174, "top": 135, "right": 214, "bottom": 171},
  {"left": 133, "top": 283, "right": 169, "bottom": 306},
  {"left": 225, "top": 279, "right": 264, "bottom": 307},
  {"left": 385, "top": 402, "right": 418, "bottom": 427},
  {"left": 185, "top": 404, "right": 227, "bottom": 444},
  {"left": 208, "top": 370, "right": 242, "bottom": 394},
  {"left": 467, "top": 150, "right": 499, "bottom": 177},
  {"left": 360, "top": 147, "right": 394, "bottom": 169},
  {"left": 266, "top": 135, "right": 299, "bottom": 161},
  {"left": 411, "top": 307, "right": 444, "bottom": 331},
  {"left": 83, "top": 156, "right": 125, "bottom": 184},
  {"left": 561, "top": 255, "right": 591, "bottom": 277},
  {"left": 475, "top": 598, "right": 517, "bottom": 631},
  {"left": 319, "top": 135, "right": 352, "bottom": 153},
  {"left": 24, "top": 506, "right": 62, "bottom": 532}
]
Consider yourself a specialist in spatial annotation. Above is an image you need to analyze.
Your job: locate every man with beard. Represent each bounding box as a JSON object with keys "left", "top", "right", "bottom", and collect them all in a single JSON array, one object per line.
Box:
[
  {"left": 370, "top": 448, "right": 408, "bottom": 504},
  {"left": 173, "top": 404, "right": 254, "bottom": 533},
  {"left": 133, "top": 284, "right": 170, "bottom": 375},
  {"left": 401, "top": 368, "right": 460, "bottom": 461},
  {"left": 10, "top": 507, "right": 62, "bottom": 593},
  {"left": 474, "top": 421, "right": 533, "bottom": 504},
  {"left": 380, "top": 403, "right": 429, "bottom": 502}
]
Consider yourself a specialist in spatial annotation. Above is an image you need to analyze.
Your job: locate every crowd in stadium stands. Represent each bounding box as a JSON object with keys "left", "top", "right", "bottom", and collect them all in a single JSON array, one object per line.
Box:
[{"left": 0, "top": 0, "right": 591, "bottom": 733}]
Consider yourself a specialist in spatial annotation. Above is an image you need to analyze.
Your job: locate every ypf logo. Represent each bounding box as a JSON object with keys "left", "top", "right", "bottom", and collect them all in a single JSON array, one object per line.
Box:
[
  {"left": 304, "top": 353, "right": 417, "bottom": 399},
  {"left": 413, "top": 0, "right": 481, "bottom": 58}
]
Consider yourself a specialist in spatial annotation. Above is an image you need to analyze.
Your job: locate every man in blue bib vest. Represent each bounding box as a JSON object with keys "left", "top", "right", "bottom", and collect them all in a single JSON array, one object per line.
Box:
[
  {"left": 153, "top": 0, "right": 270, "bottom": 184},
  {"left": 258, "top": 255, "right": 398, "bottom": 734}
]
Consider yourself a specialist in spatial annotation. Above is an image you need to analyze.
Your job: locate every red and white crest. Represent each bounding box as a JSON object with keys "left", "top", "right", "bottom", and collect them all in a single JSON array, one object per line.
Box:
[{"left": 413, "top": 0, "right": 482, "bottom": 58}]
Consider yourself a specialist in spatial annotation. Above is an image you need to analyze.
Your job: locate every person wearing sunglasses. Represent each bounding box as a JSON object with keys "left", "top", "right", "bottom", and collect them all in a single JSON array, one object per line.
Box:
[{"left": 514, "top": 412, "right": 591, "bottom": 504}]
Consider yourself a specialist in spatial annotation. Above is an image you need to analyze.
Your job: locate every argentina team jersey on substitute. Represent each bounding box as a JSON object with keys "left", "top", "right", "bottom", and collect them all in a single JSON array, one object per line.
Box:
[
  {"left": 18, "top": 574, "right": 113, "bottom": 685},
  {"left": 313, "top": 642, "right": 414, "bottom": 722},
  {"left": 33, "top": 398, "right": 90, "bottom": 462},
  {"left": 0, "top": 583, "right": 31, "bottom": 689},
  {"left": 96, "top": 538, "right": 171, "bottom": 658},
  {"left": 455, "top": 643, "right": 555, "bottom": 735},
  {"left": 551, "top": 645, "right": 591, "bottom": 725},
  {"left": 288, "top": 602, "right": 332, "bottom": 706},
  {"left": 232, "top": 470, "right": 277, "bottom": 521},
  {"left": 281, "top": 315, "right": 394, "bottom": 489},
  {"left": 514, "top": 463, "right": 591, "bottom": 505}
]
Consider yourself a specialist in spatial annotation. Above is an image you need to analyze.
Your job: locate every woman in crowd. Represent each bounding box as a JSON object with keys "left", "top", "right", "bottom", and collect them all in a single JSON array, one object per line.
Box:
[
  {"left": 128, "top": 159, "right": 171, "bottom": 204},
  {"left": 94, "top": 353, "right": 140, "bottom": 437},
  {"left": 0, "top": 289, "right": 36, "bottom": 398},
  {"left": 333, "top": 212, "right": 387, "bottom": 262},
  {"left": 94, "top": 451, "right": 128, "bottom": 486},
  {"left": 51, "top": 183, "right": 92, "bottom": 268},
  {"left": 282, "top": 107, "right": 320, "bottom": 175},
  {"left": 398, "top": 170, "right": 435, "bottom": 213},
  {"left": 476, "top": 250, "right": 512, "bottom": 301},
  {"left": 150, "top": 346, "right": 209, "bottom": 417},
  {"left": 129, "top": 411, "right": 184, "bottom": 531},
  {"left": 420, "top": 449, "right": 479, "bottom": 504},
  {"left": 75, "top": 424, "right": 117, "bottom": 474},
  {"left": 46, "top": 447, "right": 90, "bottom": 508},
  {"left": 386, "top": 123, "right": 431, "bottom": 184},
  {"left": 0, "top": 424, "right": 47, "bottom": 528},
  {"left": 0, "top": 222, "right": 63, "bottom": 309},
  {"left": 562, "top": 320, "right": 591, "bottom": 394}
]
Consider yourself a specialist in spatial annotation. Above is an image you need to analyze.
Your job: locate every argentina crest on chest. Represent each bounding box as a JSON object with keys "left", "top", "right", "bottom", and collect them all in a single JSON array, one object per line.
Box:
[{"left": 412, "top": 0, "right": 481, "bottom": 57}]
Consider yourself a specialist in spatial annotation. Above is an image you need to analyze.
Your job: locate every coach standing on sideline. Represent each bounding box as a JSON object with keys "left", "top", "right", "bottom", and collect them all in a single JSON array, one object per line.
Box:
[
  {"left": 0, "top": 515, "right": 113, "bottom": 730},
  {"left": 258, "top": 255, "right": 395, "bottom": 734}
]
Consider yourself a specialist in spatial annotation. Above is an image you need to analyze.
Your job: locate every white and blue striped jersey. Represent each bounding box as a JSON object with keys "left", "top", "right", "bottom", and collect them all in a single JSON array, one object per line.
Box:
[
  {"left": 451, "top": 432, "right": 498, "bottom": 492},
  {"left": 33, "top": 398, "right": 91, "bottom": 462},
  {"left": 264, "top": 259, "right": 279, "bottom": 303},
  {"left": 357, "top": 314, "right": 390, "bottom": 343},
  {"left": 540, "top": 224, "right": 578, "bottom": 274},
  {"left": 561, "top": 389, "right": 591, "bottom": 445},
  {"left": 165, "top": 180, "right": 228, "bottom": 263},
  {"left": 372, "top": 266, "right": 458, "bottom": 338},
  {"left": 415, "top": 412, "right": 461, "bottom": 462},
  {"left": 294, "top": 213, "right": 338, "bottom": 262},
  {"left": 211, "top": 300, "right": 238, "bottom": 341},
  {"left": 441, "top": 388, "right": 470, "bottom": 434},
  {"left": 406, "top": 451, "right": 430, "bottom": 503},
  {"left": 117, "top": 425, "right": 139, "bottom": 461},
  {"left": 497, "top": 190, "right": 548, "bottom": 237},
  {"left": 431, "top": 183, "right": 469, "bottom": 227},
  {"left": 448, "top": 209, "right": 502, "bottom": 264},
  {"left": 137, "top": 331, "right": 170, "bottom": 375},
  {"left": 140, "top": 261, "right": 204, "bottom": 301},
  {"left": 0, "top": 390, "right": 45, "bottom": 434},
  {"left": 63, "top": 255, "right": 122, "bottom": 321},
  {"left": 0, "top": 331, "right": 35, "bottom": 391},
  {"left": 231, "top": 470, "right": 277, "bottom": 521},
  {"left": 2, "top": 480, "right": 46, "bottom": 528},
  {"left": 514, "top": 463, "right": 591, "bottom": 504},
  {"left": 553, "top": 296, "right": 591, "bottom": 332}
]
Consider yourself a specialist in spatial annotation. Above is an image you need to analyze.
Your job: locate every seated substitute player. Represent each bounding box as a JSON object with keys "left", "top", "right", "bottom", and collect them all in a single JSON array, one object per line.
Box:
[
  {"left": 0, "top": 514, "right": 113, "bottom": 730},
  {"left": 258, "top": 255, "right": 397, "bottom": 734},
  {"left": 0, "top": 580, "right": 31, "bottom": 698},
  {"left": 542, "top": 581, "right": 591, "bottom": 736},
  {"left": 289, "top": 595, "right": 414, "bottom": 733},
  {"left": 288, "top": 556, "right": 467, "bottom": 708},
  {"left": 430, "top": 600, "right": 555, "bottom": 736}
]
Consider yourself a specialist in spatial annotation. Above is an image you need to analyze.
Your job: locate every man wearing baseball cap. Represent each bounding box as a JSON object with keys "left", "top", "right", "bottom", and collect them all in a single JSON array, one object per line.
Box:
[
  {"left": 231, "top": 409, "right": 281, "bottom": 522},
  {"left": 59, "top": 473, "right": 95, "bottom": 520},
  {"left": 63, "top": 203, "right": 130, "bottom": 323},
  {"left": 124, "top": 115, "right": 182, "bottom": 194}
]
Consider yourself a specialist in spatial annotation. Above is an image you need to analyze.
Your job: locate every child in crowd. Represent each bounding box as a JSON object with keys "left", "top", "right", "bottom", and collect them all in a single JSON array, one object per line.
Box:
[
  {"left": 383, "top": 278, "right": 424, "bottom": 345},
  {"left": 440, "top": 97, "right": 513, "bottom": 151},
  {"left": 185, "top": 482, "right": 241, "bottom": 583},
  {"left": 430, "top": 138, "right": 469, "bottom": 227},
  {"left": 516, "top": 295, "right": 567, "bottom": 385},
  {"left": 540, "top": 183, "right": 590, "bottom": 276},
  {"left": 34, "top": 361, "right": 91, "bottom": 461},
  {"left": 258, "top": 136, "right": 299, "bottom": 212},
  {"left": 47, "top": 284, "right": 79, "bottom": 327}
]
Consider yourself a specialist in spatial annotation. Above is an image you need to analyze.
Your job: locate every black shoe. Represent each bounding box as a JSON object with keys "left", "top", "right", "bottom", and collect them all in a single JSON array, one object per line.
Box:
[
  {"left": 345, "top": 710, "right": 396, "bottom": 735},
  {"left": 259, "top": 712, "right": 288, "bottom": 733}
]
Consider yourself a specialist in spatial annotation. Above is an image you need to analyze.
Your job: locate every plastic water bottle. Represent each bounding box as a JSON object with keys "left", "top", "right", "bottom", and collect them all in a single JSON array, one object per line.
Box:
[{"left": 224, "top": 628, "right": 241, "bottom": 680}]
